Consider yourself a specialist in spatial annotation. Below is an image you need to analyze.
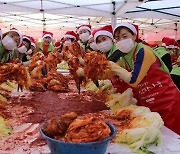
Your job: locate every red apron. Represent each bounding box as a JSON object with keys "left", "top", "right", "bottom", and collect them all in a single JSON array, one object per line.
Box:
[
  {"left": 136, "top": 59, "right": 180, "bottom": 134},
  {"left": 111, "top": 56, "right": 180, "bottom": 134},
  {"left": 111, "top": 76, "right": 130, "bottom": 93}
]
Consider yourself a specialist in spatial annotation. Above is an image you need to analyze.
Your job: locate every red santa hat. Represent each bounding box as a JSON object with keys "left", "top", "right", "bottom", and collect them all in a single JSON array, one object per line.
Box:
[
  {"left": 0, "top": 28, "right": 2, "bottom": 39},
  {"left": 77, "top": 24, "right": 91, "bottom": 34},
  {"left": 162, "top": 37, "right": 168, "bottom": 46},
  {"left": 64, "top": 31, "right": 79, "bottom": 41},
  {"left": 42, "top": 31, "right": 53, "bottom": 40},
  {"left": 54, "top": 41, "right": 61, "bottom": 48},
  {"left": 30, "top": 37, "right": 36, "bottom": 48},
  {"left": 132, "top": 24, "right": 139, "bottom": 42},
  {"left": 162, "top": 37, "right": 175, "bottom": 49},
  {"left": 9, "top": 28, "right": 23, "bottom": 47},
  {"left": 162, "top": 37, "right": 169, "bottom": 47},
  {"left": 114, "top": 22, "right": 137, "bottom": 35},
  {"left": 23, "top": 35, "right": 31, "bottom": 42},
  {"left": 93, "top": 25, "right": 113, "bottom": 42}
]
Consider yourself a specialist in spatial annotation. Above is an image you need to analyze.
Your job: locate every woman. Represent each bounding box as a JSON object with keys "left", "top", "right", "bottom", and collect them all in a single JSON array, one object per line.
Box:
[
  {"left": 77, "top": 24, "right": 91, "bottom": 52},
  {"left": 110, "top": 22, "right": 180, "bottom": 134},
  {"left": 18, "top": 35, "right": 32, "bottom": 66},
  {"left": 93, "top": 25, "right": 116, "bottom": 58},
  {"left": 63, "top": 31, "right": 79, "bottom": 46},
  {"left": 0, "top": 28, "right": 22, "bottom": 63},
  {"left": 38, "top": 31, "right": 54, "bottom": 56}
]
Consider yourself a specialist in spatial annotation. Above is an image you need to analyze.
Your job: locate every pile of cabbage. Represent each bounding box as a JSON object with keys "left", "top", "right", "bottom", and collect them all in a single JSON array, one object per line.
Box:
[
  {"left": 114, "top": 105, "right": 164, "bottom": 153},
  {"left": 85, "top": 80, "right": 164, "bottom": 153},
  {"left": 57, "top": 60, "right": 69, "bottom": 70}
]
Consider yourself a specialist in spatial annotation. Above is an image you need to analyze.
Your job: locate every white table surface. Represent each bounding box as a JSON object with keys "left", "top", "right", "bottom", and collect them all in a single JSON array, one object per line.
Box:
[{"left": 105, "top": 126, "right": 180, "bottom": 154}]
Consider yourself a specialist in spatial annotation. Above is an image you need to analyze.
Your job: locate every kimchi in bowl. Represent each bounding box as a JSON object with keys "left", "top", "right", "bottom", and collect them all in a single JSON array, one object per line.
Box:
[{"left": 40, "top": 122, "right": 116, "bottom": 154}]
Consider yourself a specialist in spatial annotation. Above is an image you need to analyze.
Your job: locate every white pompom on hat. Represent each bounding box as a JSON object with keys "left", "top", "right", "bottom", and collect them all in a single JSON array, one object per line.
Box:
[
  {"left": 9, "top": 28, "right": 23, "bottom": 47},
  {"left": 93, "top": 25, "right": 113, "bottom": 42},
  {"left": 30, "top": 36, "right": 36, "bottom": 48},
  {"left": 114, "top": 22, "right": 137, "bottom": 35}
]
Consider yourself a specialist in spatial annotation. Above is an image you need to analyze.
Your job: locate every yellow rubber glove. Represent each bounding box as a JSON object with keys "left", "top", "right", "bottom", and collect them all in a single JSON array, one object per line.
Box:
[{"left": 109, "top": 61, "right": 132, "bottom": 83}]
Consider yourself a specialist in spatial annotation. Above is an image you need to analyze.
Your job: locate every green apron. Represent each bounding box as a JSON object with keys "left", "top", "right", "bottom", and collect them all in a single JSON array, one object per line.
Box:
[
  {"left": 38, "top": 42, "right": 54, "bottom": 54},
  {"left": 120, "top": 43, "right": 169, "bottom": 73}
]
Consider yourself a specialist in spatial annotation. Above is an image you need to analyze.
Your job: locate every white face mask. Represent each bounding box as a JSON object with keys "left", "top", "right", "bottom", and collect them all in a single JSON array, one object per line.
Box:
[
  {"left": 25, "top": 49, "right": 33, "bottom": 55},
  {"left": 18, "top": 45, "right": 27, "bottom": 53},
  {"left": 116, "top": 38, "right": 134, "bottom": 53},
  {"left": 64, "top": 40, "right": 71, "bottom": 46},
  {"left": 90, "top": 42, "right": 98, "bottom": 51},
  {"left": 97, "top": 40, "right": 113, "bottom": 53},
  {"left": 79, "top": 32, "right": 90, "bottom": 42},
  {"left": 1, "top": 35, "right": 17, "bottom": 50}
]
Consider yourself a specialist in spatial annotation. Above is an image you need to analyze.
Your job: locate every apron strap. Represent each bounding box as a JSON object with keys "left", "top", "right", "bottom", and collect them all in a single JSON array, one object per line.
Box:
[
  {"left": 124, "top": 44, "right": 139, "bottom": 71},
  {"left": 133, "top": 44, "right": 138, "bottom": 61}
]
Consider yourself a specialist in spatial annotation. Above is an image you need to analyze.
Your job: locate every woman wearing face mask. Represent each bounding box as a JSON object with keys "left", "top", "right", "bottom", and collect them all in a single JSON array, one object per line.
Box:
[
  {"left": 0, "top": 28, "right": 22, "bottom": 63},
  {"left": 93, "top": 25, "right": 116, "bottom": 58},
  {"left": 54, "top": 31, "right": 78, "bottom": 54},
  {"left": 88, "top": 34, "right": 98, "bottom": 51},
  {"left": 63, "top": 31, "right": 79, "bottom": 46},
  {"left": 38, "top": 31, "right": 54, "bottom": 56},
  {"left": 77, "top": 24, "right": 91, "bottom": 52},
  {"left": 18, "top": 35, "right": 32, "bottom": 66},
  {"left": 109, "top": 22, "right": 180, "bottom": 134}
]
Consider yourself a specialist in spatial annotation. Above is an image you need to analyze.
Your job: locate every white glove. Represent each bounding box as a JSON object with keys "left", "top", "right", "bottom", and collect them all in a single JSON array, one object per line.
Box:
[
  {"left": 109, "top": 61, "right": 132, "bottom": 83},
  {"left": 78, "top": 57, "right": 85, "bottom": 65},
  {"left": 23, "top": 60, "right": 31, "bottom": 67},
  {"left": 76, "top": 67, "right": 85, "bottom": 77}
]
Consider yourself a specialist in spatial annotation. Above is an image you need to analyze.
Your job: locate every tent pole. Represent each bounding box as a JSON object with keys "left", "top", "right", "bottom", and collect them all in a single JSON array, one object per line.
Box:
[
  {"left": 111, "top": 1, "right": 117, "bottom": 28},
  {"left": 174, "top": 23, "right": 177, "bottom": 40},
  {"left": 40, "top": 0, "right": 46, "bottom": 31},
  {"left": 111, "top": 15, "right": 117, "bottom": 28}
]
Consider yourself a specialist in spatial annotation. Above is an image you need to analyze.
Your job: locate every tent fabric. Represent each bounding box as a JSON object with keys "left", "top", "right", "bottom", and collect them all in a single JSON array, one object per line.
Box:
[
  {"left": 120, "top": 0, "right": 180, "bottom": 41},
  {"left": 0, "top": 0, "right": 179, "bottom": 41}
]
